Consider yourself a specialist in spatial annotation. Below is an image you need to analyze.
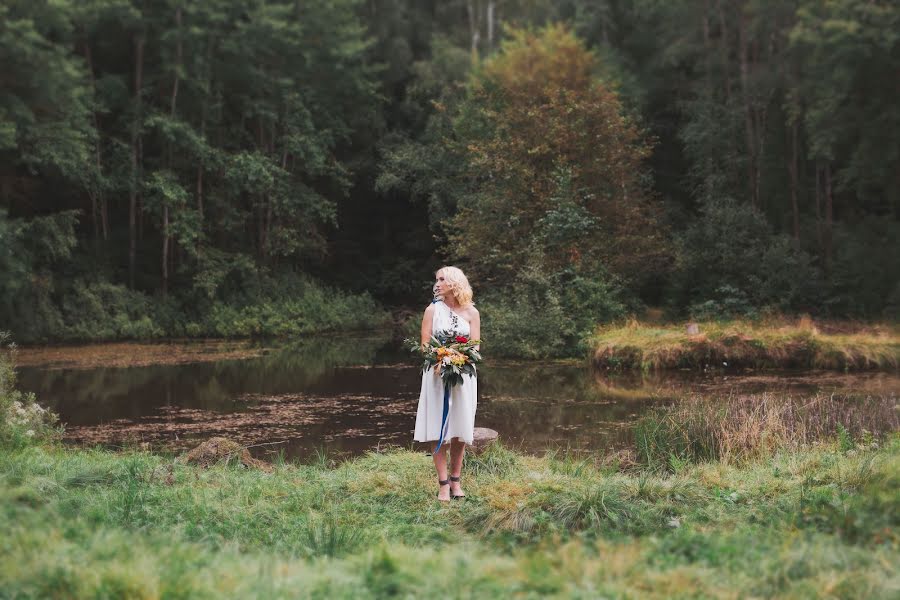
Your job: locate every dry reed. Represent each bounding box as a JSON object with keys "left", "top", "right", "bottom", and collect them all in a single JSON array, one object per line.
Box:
[{"left": 634, "top": 391, "right": 899, "bottom": 470}]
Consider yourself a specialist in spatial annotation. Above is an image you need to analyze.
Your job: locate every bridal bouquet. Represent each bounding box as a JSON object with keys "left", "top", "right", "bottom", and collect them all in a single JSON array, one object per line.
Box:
[{"left": 404, "top": 330, "right": 482, "bottom": 387}]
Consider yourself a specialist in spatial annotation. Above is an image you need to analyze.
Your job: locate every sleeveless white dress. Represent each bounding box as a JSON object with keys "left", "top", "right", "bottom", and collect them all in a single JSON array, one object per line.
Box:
[{"left": 413, "top": 300, "right": 478, "bottom": 445}]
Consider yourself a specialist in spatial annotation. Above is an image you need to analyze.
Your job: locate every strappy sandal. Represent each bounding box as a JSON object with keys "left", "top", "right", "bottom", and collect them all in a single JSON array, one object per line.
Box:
[
  {"left": 449, "top": 475, "right": 465, "bottom": 499},
  {"left": 437, "top": 478, "right": 451, "bottom": 502}
]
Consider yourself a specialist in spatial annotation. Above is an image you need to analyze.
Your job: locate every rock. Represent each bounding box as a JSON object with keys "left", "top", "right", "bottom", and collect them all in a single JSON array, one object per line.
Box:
[
  {"left": 471, "top": 427, "right": 499, "bottom": 452},
  {"left": 181, "top": 437, "right": 273, "bottom": 472}
]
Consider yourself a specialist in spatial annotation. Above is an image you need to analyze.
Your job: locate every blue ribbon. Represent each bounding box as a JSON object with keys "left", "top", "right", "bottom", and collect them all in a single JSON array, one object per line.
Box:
[{"left": 432, "top": 381, "right": 451, "bottom": 455}]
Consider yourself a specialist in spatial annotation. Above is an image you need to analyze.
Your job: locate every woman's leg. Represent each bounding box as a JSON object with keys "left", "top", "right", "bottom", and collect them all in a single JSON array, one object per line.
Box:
[
  {"left": 432, "top": 445, "right": 451, "bottom": 501},
  {"left": 449, "top": 437, "right": 466, "bottom": 497}
]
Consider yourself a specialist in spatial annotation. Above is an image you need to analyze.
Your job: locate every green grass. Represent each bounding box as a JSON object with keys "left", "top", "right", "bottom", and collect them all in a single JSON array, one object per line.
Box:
[
  {"left": 592, "top": 318, "right": 900, "bottom": 371},
  {"left": 1, "top": 435, "right": 897, "bottom": 598}
]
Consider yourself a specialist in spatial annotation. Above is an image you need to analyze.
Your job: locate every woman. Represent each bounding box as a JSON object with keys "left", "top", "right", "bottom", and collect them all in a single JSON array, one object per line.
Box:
[{"left": 414, "top": 266, "right": 480, "bottom": 502}]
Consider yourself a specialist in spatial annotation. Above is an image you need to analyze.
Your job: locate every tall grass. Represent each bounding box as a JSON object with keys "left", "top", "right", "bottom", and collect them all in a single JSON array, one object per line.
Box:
[
  {"left": 592, "top": 317, "right": 900, "bottom": 371},
  {"left": 1, "top": 339, "right": 898, "bottom": 597},
  {"left": 634, "top": 391, "right": 898, "bottom": 470}
]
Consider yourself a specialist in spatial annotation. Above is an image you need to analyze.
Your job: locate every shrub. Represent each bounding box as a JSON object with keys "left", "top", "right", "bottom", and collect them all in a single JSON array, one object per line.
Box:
[
  {"left": 672, "top": 197, "right": 822, "bottom": 318},
  {"left": 826, "top": 216, "right": 900, "bottom": 318},
  {"left": 60, "top": 281, "right": 167, "bottom": 341},
  {"left": 3, "top": 269, "right": 388, "bottom": 343},
  {"left": 0, "top": 333, "right": 60, "bottom": 449},
  {"left": 478, "top": 267, "right": 627, "bottom": 358}
]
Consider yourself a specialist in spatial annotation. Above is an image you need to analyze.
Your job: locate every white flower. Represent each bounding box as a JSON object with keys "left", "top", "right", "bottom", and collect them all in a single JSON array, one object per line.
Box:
[
  {"left": 24, "top": 430, "right": 35, "bottom": 437},
  {"left": 667, "top": 517, "right": 681, "bottom": 528}
]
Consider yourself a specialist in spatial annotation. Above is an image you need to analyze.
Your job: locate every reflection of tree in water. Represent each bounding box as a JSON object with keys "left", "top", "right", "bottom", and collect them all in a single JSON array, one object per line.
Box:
[
  {"left": 17, "top": 334, "right": 391, "bottom": 426},
  {"left": 474, "top": 364, "right": 900, "bottom": 454},
  {"left": 17, "top": 338, "right": 899, "bottom": 460},
  {"left": 477, "top": 363, "right": 669, "bottom": 453}
]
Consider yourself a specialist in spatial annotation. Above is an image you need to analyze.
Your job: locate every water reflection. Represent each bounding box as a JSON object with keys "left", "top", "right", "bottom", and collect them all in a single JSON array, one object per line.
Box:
[{"left": 16, "top": 335, "right": 899, "bottom": 460}]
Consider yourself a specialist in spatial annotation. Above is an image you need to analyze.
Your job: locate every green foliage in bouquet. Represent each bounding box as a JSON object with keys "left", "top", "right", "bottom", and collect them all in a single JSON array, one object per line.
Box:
[{"left": 404, "top": 329, "right": 482, "bottom": 388}]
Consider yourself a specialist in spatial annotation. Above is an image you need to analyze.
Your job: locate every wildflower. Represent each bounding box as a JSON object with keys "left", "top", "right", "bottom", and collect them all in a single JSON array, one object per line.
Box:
[
  {"left": 24, "top": 430, "right": 35, "bottom": 437},
  {"left": 667, "top": 517, "right": 681, "bottom": 528}
]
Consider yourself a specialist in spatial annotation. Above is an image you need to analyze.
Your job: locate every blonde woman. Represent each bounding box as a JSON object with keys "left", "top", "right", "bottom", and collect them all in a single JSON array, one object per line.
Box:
[{"left": 414, "top": 266, "right": 481, "bottom": 502}]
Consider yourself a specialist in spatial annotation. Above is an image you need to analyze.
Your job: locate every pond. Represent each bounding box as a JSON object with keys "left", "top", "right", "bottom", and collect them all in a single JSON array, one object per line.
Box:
[{"left": 14, "top": 334, "right": 900, "bottom": 461}]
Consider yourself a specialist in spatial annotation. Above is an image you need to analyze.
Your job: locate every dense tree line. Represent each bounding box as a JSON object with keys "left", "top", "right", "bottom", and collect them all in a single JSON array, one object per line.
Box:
[{"left": 1, "top": 0, "right": 897, "bottom": 345}]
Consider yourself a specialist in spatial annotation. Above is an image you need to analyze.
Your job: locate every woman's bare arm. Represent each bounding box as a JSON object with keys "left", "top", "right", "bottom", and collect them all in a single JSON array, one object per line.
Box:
[
  {"left": 469, "top": 308, "right": 481, "bottom": 351},
  {"left": 420, "top": 304, "right": 436, "bottom": 347}
]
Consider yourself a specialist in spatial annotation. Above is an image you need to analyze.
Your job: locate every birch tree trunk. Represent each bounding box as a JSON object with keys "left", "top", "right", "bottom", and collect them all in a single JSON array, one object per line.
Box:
[
  {"left": 738, "top": 8, "right": 758, "bottom": 208},
  {"left": 787, "top": 120, "right": 800, "bottom": 241},
  {"left": 162, "top": 6, "right": 183, "bottom": 298},
  {"left": 466, "top": 0, "right": 481, "bottom": 58},
  {"left": 129, "top": 32, "right": 145, "bottom": 289},
  {"left": 824, "top": 162, "right": 833, "bottom": 272},
  {"left": 83, "top": 39, "right": 108, "bottom": 241},
  {"left": 487, "top": 1, "right": 495, "bottom": 51}
]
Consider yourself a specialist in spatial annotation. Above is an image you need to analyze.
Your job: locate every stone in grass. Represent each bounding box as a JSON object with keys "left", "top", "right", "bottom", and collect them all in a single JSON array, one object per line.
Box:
[
  {"left": 471, "top": 427, "right": 499, "bottom": 453},
  {"left": 181, "top": 437, "right": 273, "bottom": 472}
]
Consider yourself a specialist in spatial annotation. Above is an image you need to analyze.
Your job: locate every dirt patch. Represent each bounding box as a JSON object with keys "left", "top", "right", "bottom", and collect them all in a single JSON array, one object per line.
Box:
[{"left": 14, "top": 340, "right": 270, "bottom": 370}]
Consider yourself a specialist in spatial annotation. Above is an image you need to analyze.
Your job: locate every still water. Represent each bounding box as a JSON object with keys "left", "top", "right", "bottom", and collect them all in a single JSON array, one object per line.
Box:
[{"left": 15, "top": 334, "right": 900, "bottom": 460}]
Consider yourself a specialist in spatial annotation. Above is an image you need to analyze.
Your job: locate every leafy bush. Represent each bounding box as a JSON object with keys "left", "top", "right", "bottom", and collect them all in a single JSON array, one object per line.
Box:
[
  {"left": 60, "top": 281, "right": 167, "bottom": 341},
  {"left": 0, "top": 334, "right": 60, "bottom": 449},
  {"left": 200, "top": 273, "right": 389, "bottom": 337},
  {"left": 672, "top": 197, "right": 822, "bottom": 319},
  {"left": 478, "top": 267, "right": 627, "bottom": 358},
  {"left": 826, "top": 216, "right": 900, "bottom": 318},
  {"left": 2, "top": 266, "right": 388, "bottom": 343}
]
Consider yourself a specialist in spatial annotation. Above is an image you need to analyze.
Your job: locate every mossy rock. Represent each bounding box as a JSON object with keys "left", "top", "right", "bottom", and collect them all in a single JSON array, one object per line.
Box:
[
  {"left": 471, "top": 427, "right": 499, "bottom": 453},
  {"left": 181, "top": 437, "right": 273, "bottom": 472}
]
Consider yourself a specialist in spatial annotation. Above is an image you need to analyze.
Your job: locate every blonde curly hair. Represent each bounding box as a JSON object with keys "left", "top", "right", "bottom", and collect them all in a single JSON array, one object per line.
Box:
[{"left": 436, "top": 266, "right": 474, "bottom": 307}]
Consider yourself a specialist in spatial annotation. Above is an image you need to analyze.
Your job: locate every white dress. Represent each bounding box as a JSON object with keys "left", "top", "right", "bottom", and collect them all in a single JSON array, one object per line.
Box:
[{"left": 413, "top": 300, "right": 478, "bottom": 445}]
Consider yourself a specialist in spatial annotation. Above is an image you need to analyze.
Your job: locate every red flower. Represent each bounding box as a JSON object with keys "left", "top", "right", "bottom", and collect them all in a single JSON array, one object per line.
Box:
[{"left": 455, "top": 335, "right": 468, "bottom": 343}]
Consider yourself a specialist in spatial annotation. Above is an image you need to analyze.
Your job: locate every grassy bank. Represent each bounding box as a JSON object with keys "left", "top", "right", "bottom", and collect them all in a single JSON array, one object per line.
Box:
[
  {"left": 1, "top": 437, "right": 897, "bottom": 598},
  {"left": 2, "top": 342, "right": 898, "bottom": 598},
  {"left": 592, "top": 318, "right": 900, "bottom": 371}
]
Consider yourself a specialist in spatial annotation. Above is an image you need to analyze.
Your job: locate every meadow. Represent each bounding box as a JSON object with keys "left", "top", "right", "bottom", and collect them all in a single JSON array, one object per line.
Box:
[
  {"left": 2, "top": 380, "right": 897, "bottom": 598},
  {"left": 592, "top": 318, "right": 900, "bottom": 371}
]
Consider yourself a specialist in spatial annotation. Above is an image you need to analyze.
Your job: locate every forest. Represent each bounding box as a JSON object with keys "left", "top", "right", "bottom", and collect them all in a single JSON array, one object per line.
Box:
[
  {"left": 1, "top": 3, "right": 899, "bottom": 596},
  {"left": 1, "top": 0, "right": 898, "bottom": 349}
]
